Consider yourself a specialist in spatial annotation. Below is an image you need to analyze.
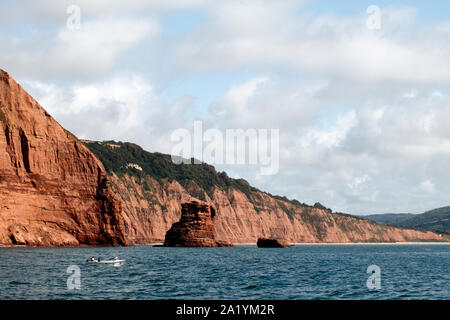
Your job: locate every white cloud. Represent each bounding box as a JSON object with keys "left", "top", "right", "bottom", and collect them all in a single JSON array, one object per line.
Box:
[
  {"left": 2, "top": 18, "right": 157, "bottom": 80},
  {"left": 300, "top": 111, "right": 358, "bottom": 149},
  {"left": 1, "top": 0, "right": 210, "bottom": 23},
  {"left": 222, "top": 77, "right": 269, "bottom": 111},
  {"left": 348, "top": 174, "right": 371, "bottom": 191},
  {"left": 24, "top": 75, "right": 151, "bottom": 137},
  {"left": 171, "top": 4, "right": 450, "bottom": 84},
  {"left": 403, "top": 90, "right": 418, "bottom": 99},
  {"left": 3, "top": 2, "right": 450, "bottom": 215},
  {"left": 23, "top": 74, "right": 196, "bottom": 154},
  {"left": 208, "top": 76, "right": 322, "bottom": 130},
  {"left": 420, "top": 180, "right": 436, "bottom": 193}
]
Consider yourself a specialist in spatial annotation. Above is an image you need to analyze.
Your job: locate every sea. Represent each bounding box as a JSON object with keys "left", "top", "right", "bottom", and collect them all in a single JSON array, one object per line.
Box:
[{"left": 0, "top": 244, "right": 448, "bottom": 300}]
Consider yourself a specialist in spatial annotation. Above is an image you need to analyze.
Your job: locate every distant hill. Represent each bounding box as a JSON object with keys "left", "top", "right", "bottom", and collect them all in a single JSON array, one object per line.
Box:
[
  {"left": 398, "top": 207, "right": 450, "bottom": 234},
  {"left": 362, "top": 208, "right": 450, "bottom": 234},
  {"left": 362, "top": 213, "right": 415, "bottom": 225}
]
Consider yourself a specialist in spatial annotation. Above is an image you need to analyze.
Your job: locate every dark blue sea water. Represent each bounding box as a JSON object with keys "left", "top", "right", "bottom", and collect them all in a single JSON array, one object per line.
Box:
[{"left": 0, "top": 245, "right": 448, "bottom": 300}]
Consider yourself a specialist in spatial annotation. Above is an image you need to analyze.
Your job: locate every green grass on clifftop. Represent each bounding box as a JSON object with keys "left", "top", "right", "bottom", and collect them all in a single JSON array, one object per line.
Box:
[
  {"left": 84, "top": 140, "right": 260, "bottom": 200},
  {"left": 83, "top": 140, "right": 372, "bottom": 224}
]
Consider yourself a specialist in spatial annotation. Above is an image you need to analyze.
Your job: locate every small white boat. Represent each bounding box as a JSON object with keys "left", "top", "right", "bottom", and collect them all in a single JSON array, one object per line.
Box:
[
  {"left": 87, "top": 259, "right": 125, "bottom": 264},
  {"left": 97, "top": 260, "right": 125, "bottom": 264}
]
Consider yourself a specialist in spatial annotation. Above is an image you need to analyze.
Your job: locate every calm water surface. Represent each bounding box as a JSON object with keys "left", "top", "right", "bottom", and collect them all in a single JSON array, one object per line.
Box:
[{"left": 0, "top": 245, "right": 448, "bottom": 300}]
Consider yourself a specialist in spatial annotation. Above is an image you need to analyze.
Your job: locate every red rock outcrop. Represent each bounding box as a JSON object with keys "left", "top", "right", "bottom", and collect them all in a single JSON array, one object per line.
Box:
[
  {"left": 0, "top": 69, "right": 127, "bottom": 246},
  {"left": 257, "top": 238, "right": 291, "bottom": 248},
  {"left": 163, "top": 200, "right": 232, "bottom": 247}
]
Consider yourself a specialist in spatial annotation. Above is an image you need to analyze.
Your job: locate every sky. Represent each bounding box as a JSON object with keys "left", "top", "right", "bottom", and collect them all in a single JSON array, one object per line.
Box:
[{"left": 2, "top": 0, "right": 450, "bottom": 215}]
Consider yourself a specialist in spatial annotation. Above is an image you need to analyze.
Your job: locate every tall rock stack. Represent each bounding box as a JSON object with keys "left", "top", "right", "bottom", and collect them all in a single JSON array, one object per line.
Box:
[
  {"left": 164, "top": 201, "right": 233, "bottom": 247},
  {"left": 0, "top": 69, "right": 127, "bottom": 246}
]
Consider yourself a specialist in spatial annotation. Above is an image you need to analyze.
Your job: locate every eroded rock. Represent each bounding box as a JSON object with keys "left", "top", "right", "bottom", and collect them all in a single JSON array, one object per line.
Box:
[
  {"left": 257, "top": 238, "right": 291, "bottom": 248},
  {"left": 163, "top": 201, "right": 233, "bottom": 247}
]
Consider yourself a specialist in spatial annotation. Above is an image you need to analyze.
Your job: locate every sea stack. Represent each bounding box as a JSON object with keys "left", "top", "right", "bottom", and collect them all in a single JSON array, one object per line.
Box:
[
  {"left": 257, "top": 238, "right": 291, "bottom": 248},
  {"left": 163, "top": 201, "right": 233, "bottom": 247}
]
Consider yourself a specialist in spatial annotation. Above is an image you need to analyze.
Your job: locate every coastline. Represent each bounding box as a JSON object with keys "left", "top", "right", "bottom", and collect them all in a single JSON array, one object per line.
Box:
[
  {"left": 234, "top": 241, "right": 450, "bottom": 246},
  {"left": 1, "top": 241, "right": 449, "bottom": 248}
]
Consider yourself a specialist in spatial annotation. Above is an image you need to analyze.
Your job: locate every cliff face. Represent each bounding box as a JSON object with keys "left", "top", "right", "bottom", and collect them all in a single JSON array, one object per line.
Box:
[
  {"left": 94, "top": 154, "right": 442, "bottom": 244},
  {"left": 0, "top": 70, "right": 127, "bottom": 246}
]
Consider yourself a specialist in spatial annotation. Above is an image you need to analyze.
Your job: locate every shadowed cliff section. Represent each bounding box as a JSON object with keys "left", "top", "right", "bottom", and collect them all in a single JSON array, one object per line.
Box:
[
  {"left": 0, "top": 69, "right": 127, "bottom": 246},
  {"left": 84, "top": 140, "right": 446, "bottom": 244}
]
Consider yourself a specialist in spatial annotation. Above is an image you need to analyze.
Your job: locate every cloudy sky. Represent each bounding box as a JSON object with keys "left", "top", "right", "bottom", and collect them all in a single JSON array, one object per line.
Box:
[{"left": 2, "top": 0, "right": 450, "bottom": 215}]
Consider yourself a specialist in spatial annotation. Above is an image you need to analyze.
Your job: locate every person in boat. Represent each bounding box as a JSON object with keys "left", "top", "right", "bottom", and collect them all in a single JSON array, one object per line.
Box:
[
  {"left": 114, "top": 256, "right": 119, "bottom": 261},
  {"left": 90, "top": 256, "right": 95, "bottom": 262}
]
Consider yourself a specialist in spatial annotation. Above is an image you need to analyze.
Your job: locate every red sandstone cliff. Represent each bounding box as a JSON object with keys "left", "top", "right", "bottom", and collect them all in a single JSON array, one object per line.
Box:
[
  {"left": 0, "top": 69, "right": 127, "bottom": 246},
  {"left": 107, "top": 173, "right": 444, "bottom": 244}
]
